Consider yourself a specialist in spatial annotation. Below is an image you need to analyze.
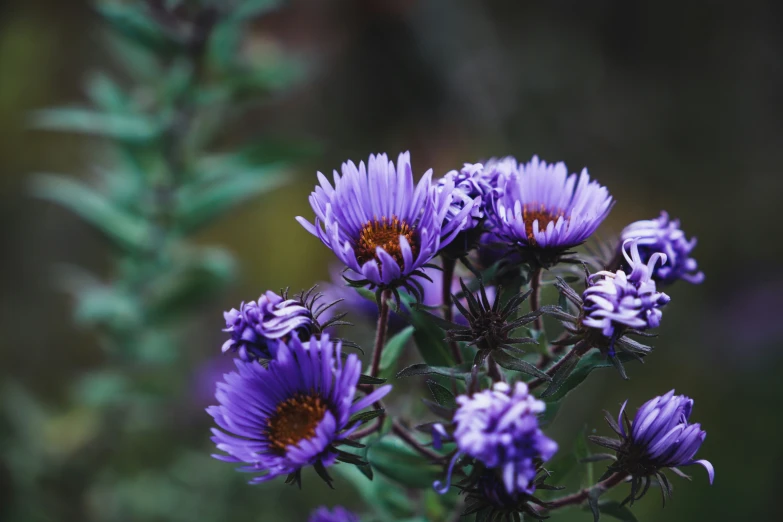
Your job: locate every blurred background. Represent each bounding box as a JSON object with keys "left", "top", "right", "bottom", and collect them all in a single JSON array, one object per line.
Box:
[{"left": 1, "top": 0, "right": 781, "bottom": 520}]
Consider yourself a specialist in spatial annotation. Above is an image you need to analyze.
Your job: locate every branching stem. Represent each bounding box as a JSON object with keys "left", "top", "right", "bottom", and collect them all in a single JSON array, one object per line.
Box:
[
  {"left": 392, "top": 421, "right": 444, "bottom": 461},
  {"left": 546, "top": 472, "right": 629, "bottom": 510}
]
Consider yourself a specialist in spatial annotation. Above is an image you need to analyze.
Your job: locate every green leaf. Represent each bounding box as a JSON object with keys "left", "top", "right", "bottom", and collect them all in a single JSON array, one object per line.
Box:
[
  {"left": 541, "top": 352, "right": 581, "bottom": 399},
  {"left": 400, "top": 297, "right": 455, "bottom": 367},
  {"left": 350, "top": 409, "right": 385, "bottom": 425},
  {"left": 231, "top": 0, "right": 284, "bottom": 20},
  {"left": 358, "top": 375, "right": 387, "bottom": 385},
  {"left": 31, "top": 174, "right": 152, "bottom": 252},
  {"left": 221, "top": 60, "right": 306, "bottom": 99},
  {"left": 543, "top": 352, "right": 638, "bottom": 402},
  {"left": 426, "top": 380, "right": 456, "bottom": 409},
  {"left": 96, "top": 3, "right": 184, "bottom": 55},
  {"left": 30, "top": 108, "right": 161, "bottom": 143},
  {"left": 379, "top": 326, "right": 414, "bottom": 379},
  {"left": 397, "top": 363, "right": 472, "bottom": 380},
  {"left": 334, "top": 465, "right": 416, "bottom": 522},
  {"left": 367, "top": 436, "right": 442, "bottom": 489},
  {"left": 86, "top": 73, "right": 129, "bottom": 112},
  {"left": 493, "top": 350, "right": 550, "bottom": 380},
  {"left": 174, "top": 170, "right": 285, "bottom": 233},
  {"left": 146, "top": 247, "right": 236, "bottom": 323},
  {"left": 587, "top": 488, "right": 601, "bottom": 522}
]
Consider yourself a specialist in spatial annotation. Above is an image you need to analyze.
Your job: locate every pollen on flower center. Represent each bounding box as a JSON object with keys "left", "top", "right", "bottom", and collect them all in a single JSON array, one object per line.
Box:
[
  {"left": 523, "top": 204, "right": 565, "bottom": 244},
  {"left": 266, "top": 394, "right": 328, "bottom": 453},
  {"left": 356, "top": 216, "right": 418, "bottom": 268}
]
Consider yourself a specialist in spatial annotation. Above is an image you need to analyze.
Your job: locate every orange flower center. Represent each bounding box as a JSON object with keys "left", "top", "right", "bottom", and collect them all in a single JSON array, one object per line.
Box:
[
  {"left": 356, "top": 216, "right": 418, "bottom": 268},
  {"left": 266, "top": 394, "right": 328, "bottom": 454},
  {"left": 523, "top": 204, "right": 565, "bottom": 245}
]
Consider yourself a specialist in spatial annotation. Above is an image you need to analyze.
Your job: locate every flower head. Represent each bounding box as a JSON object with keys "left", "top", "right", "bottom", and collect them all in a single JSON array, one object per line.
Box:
[
  {"left": 490, "top": 156, "right": 613, "bottom": 265},
  {"left": 581, "top": 240, "right": 671, "bottom": 350},
  {"left": 590, "top": 390, "right": 714, "bottom": 505},
  {"left": 441, "top": 280, "right": 539, "bottom": 368},
  {"left": 444, "top": 382, "right": 558, "bottom": 496},
  {"left": 620, "top": 211, "right": 704, "bottom": 285},
  {"left": 308, "top": 506, "right": 359, "bottom": 522},
  {"left": 459, "top": 470, "right": 553, "bottom": 522},
  {"left": 208, "top": 334, "right": 391, "bottom": 486},
  {"left": 297, "top": 152, "right": 474, "bottom": 295},
  {"left": 438, "top": 162, "right": 494, "bottom": 230},
  {"left": 222, "top": 290, "right": 313, "bottom": 361}
]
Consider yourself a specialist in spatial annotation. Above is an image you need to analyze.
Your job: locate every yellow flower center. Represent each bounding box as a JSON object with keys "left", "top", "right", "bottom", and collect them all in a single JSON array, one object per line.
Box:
[
  {"left": 266, "top": 394, "right": 328, "bottom": 454},
  {"left": 356, "top": 216, "right": 418, "bottom": 269},
  {"left": 523, "top": 204, "right": 565, "bottom": 245}
]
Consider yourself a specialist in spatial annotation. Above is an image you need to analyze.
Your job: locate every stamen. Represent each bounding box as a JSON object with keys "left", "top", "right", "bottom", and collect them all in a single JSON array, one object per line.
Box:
[
  {"left": 522, "top": 203, "right": 565, "bottom": 245},
  {"left": 356, "top": 215, "right": 418, "bottom": 268},
  {"left": 266, "top": 394, "right": 328, "bottom": 454}
]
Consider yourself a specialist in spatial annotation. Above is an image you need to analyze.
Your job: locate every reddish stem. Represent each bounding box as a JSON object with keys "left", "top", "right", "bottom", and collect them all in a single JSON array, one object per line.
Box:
[
  {"left": 442, "top": 257, "right": 464, "bottom": 364},
  {"left": 546, "top": 472, "right": 628, "bottom": 510}
]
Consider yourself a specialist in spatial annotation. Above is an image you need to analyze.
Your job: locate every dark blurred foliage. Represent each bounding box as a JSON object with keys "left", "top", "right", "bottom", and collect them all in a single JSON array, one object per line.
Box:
[{"left": 1, "top": 0, "right": 782, "bottom": 520}]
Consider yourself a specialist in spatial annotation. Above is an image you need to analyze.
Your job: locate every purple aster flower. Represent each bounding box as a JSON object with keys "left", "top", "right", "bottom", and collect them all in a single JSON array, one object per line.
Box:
[
  {"left": 435, "top": 382, "right": 558, "bottom": 496},
  {"left": 208, "top": 334, "right": 391, "bottom": 486},
  {"left": 620, "top": 211, "right": 704, "bottom": 285},
  {"left": 296, "top": 152, "right": 474, "bottom": 295},
  {"left": 490, "top": 155, "right": 613, "bottom": 265},
  {"left": 222, "top": 290, "right": 313, "bottom": 361},
  {"left": 582, "top": 239, "right": 671, "bottom": 350},
  {"left": 541, "top": 239, "right": 672, "bottom": 378},
  {"left": 308, "top": 506, "right": 360, "bottom": 522},
  {"left": 438, "top": 162, "right": 494, "bottom": 229},
  {"left": 591, "top": 390, "right": 714, "bottom": 505},
  {"left": 482, "top": 156, "right": 519, "bottom": 192}
]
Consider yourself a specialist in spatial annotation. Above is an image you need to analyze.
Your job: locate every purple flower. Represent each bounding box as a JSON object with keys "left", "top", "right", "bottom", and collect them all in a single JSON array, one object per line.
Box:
[
  {"left": 208, "top": 334, "right": 391, "bottom": 485},
  {"left": 582, "top": 239, "right": 671, "bottom": 349},
  {"left": 222, "top": 290, "right": 312, "bottom": 361},
  {"left": 438, "top": 382, "right": 558, "bottom": 496},
  {"left": 490, "top": 156, "right": 613, "bottom": 262},
  {"left": 592, "top": 390, "right": 713, "bottom": 504},
  {"left": 620, "top": 211, "right": 704, "bottom": 285},
  {"left": 438, "top": 162, "right": 494, "bottom": 229},
  {"left": 482, "top": 156, "right": 519, "bottom": 191},
  {"left": 308, "top": 506, "right": 360, "bottom": 522},
  {"left": 297, "top": 152, "right": 474, "bottom": 293}
]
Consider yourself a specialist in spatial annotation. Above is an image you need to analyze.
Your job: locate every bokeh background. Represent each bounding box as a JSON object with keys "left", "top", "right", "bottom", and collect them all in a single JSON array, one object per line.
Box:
[{"left": 2, "top": 1, "right": 782, "bottom": 521}]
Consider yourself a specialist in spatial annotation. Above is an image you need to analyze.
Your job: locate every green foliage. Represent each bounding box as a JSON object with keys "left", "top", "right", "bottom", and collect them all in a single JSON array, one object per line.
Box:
[
  {"left": 543, "top": 352, "right": 638, "bottom": 402},
  {"left": 20, "top": 2, "right": 310, "bottom": 521},
  {"left": 367, "top": 436, "right": 443, "bottom": 489},
  {"left": 379, "top": 325, "right": 415, "bottom": 378}
]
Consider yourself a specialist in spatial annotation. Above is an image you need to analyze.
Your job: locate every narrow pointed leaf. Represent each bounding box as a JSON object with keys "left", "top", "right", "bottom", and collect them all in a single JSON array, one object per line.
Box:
[
  {"left": 31, "top": 174, "right": 151, "bottom": 252},
  {"left": 493, "top": 350, "right": 550, "bottom": 380},
  {"left": 396, "top": 363, "right": 472, "bottom": 380},
  {"left": 426, "top": 380, "right": 457, "bottom": 409},
  {"left": 379, "top": 326, "right": 414, "bottom": 379},
  {"left": 542, "top": 352, "right": 638, "bottom": 402}
]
